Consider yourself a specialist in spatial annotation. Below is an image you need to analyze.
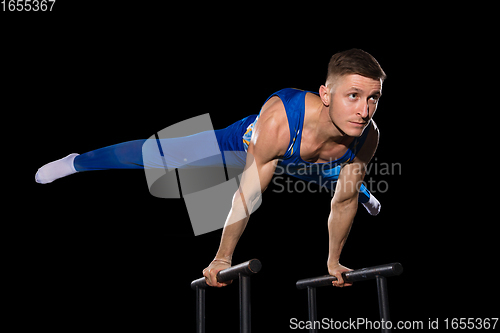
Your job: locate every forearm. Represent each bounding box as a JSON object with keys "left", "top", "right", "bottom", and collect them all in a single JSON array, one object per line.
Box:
[
  {"left": 215, "top": 217, "right": 250, "bottom": 261},
  {"left": 327, "top": 199, "right": 358, "bottom": 265},
  {"left": 214, "top": 191, "right": 251, "bottom": 261}
]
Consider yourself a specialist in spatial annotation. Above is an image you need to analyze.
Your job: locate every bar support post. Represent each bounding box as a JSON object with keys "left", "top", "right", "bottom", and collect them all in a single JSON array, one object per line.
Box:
[
  {"left": 307, "top": 286, "right": 317, "bottom": 333},
  {"left": 239, "top": 273, "right": 251, "bottom": 333},
  {"left": 376, "top": 275, "right": 391, "bottom": 333},
  {"left": 195, "top": 286, "right": 205, "bottom": 333}
]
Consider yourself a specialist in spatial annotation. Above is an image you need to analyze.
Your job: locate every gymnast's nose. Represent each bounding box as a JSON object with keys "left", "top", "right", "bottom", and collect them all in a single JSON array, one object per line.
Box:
[{"left": 358, "top": 101, "right": 369, "bottom": 119}]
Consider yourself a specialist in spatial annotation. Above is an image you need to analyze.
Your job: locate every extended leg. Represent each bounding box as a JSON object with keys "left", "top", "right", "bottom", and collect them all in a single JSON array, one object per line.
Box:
[{"left": 35, "top": 128, "right": 247, "bottom": 184}]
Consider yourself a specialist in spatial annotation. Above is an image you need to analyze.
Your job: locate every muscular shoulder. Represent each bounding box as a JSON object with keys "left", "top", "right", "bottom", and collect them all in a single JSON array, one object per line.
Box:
[
  {"left": 355, "top": 120, "right": 379, "bottom": 164},
  {"left": 249, "top": 96, "right": 290, "bottom": 160}
]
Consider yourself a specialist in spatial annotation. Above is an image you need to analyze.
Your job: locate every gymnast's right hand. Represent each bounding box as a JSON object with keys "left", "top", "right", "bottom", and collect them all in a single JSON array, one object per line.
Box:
[{"left": 203, "top": 259, "right": 232, "bottom": 287}]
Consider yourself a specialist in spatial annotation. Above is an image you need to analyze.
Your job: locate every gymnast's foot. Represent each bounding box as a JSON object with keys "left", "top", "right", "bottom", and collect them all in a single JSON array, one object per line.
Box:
[
  {"left": 35, "top": 153, "right": 79, "bottom": 184},
  {"left": 362, "top": 194, "right": 381, "bottom": 216}
]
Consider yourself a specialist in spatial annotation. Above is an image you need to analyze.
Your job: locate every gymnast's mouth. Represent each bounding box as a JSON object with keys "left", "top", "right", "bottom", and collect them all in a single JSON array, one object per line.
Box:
[{"left": 349, "top": 121, "right": 367, "bottom": 127}]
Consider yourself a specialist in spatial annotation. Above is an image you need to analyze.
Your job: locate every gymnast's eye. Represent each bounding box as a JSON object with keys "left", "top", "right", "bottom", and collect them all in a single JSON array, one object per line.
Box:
[
  {"left": 369, "top": 96, "right": 379, "bottom": 104},
  {"left": 348, "top": 93, "right": 357, "bottom": 100}
]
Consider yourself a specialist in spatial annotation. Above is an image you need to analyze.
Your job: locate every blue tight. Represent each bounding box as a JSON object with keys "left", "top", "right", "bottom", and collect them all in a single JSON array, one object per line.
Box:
[
  {"left": 74, "top": 139, "right": 147, "bottom": 171},
  {"left": 73, "top": 127, "right": 248, "bottom": 172}
]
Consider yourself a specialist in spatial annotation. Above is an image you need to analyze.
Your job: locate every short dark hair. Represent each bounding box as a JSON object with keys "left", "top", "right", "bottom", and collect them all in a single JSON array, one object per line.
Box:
[{"left": 326, "top": 49, "right": 386, "bottom": 88}]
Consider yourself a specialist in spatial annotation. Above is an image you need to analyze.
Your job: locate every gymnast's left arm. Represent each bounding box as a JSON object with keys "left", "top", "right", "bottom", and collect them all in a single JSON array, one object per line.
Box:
[{"left": 327, "top": 123, "right": 379, "bottom": 287}]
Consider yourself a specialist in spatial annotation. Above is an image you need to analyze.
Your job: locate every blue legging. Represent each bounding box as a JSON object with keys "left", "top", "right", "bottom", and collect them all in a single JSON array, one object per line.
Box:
[
  {"left": 74, "top": 115, "right": 256, "bottom": 172},
  {"left": 74, "top": 139, "right": 147, "bottom": 171},
  {"left": 74, "top": 131, "right": 247, "bottom": 172}
]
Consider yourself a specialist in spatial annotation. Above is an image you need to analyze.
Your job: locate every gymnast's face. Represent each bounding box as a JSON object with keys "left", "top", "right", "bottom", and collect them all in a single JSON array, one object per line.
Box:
[{"left": 322, "top": 74, "right": 382, "bottom": 137}]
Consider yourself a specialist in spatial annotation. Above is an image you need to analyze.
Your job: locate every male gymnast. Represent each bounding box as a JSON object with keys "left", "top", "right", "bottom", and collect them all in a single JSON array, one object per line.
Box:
[{"left": 36, "top": 49, "right": 386, "bottom": 288}]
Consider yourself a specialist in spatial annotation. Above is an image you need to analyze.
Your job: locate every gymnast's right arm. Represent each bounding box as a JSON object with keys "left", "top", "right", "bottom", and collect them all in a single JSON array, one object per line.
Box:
[{"left": 203, "top": 99, "right": 289, "bottom": 287}]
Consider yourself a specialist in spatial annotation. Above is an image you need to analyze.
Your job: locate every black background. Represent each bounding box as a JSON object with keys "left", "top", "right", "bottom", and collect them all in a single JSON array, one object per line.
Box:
[{"left": 7, "top": 2, "right": 496, "bottom": 332}]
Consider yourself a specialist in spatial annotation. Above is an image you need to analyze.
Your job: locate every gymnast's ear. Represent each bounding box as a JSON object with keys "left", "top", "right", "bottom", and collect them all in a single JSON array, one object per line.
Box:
[{"left": 319, "top": 85, "right": 331, "bottom": 107}]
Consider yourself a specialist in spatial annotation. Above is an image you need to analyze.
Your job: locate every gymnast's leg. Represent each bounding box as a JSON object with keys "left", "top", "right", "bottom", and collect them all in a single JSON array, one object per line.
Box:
[
  {"left": 35, "top": 114, "right": 257, "bottom": 184},
  {"left": 35, "top": 129, "right": 245, "bottom": 184}
]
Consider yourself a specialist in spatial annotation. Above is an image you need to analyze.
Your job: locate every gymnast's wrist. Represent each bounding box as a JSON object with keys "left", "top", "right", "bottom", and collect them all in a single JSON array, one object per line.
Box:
[
  {"left": 327, "top": 256, "right": 340, "bottom": 267},
  {"left": 213, "top": 254, "right": 232, "bottom": 264}
]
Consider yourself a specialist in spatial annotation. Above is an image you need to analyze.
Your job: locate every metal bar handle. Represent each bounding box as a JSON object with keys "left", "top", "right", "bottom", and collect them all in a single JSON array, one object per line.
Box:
[
  {"left": 191, "top": 259, "right": 262, "bottom": 289},
  {"left": 296, "top": 262, "right": 403, "bottom": 289}
]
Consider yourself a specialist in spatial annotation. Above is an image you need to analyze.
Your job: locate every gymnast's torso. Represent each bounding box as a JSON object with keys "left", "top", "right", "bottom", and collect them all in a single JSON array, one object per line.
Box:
[{"left": 232, "top": 88, "right": 374, "bottom": 200}]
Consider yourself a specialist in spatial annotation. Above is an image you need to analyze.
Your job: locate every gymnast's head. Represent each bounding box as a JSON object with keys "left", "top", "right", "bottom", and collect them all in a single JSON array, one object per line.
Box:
[{"left": 319, "top": 49, "right": 386, "bottom": 137}]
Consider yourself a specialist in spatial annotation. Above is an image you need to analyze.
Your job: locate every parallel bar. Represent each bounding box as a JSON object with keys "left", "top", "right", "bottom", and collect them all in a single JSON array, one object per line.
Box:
[
  {"left": 307, "top": 287, "right": 317, "bottom": 333},
  {"left": 296, "top": 263, "right": 403, "bottom": 289},
  {"left": 376, "top": 275, "right": 391, "bottom": 333},
  {"left": 191, "top": 259, "right": 262, "bottom": 333},
  {"left": 191, "top": 259, "right": 262, "bottom": 289},
  {"left": 239, "top": 274, "right": 251, "bottom": 333}
]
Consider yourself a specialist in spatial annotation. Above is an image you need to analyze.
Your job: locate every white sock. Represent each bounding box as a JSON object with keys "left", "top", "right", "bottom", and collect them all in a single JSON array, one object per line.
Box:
[
  {"left": 362, "top": 194, "right": 381, "bottom": 216},
  {"left": 35, "top": 153, "right": 79, "bottom": 184}
]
